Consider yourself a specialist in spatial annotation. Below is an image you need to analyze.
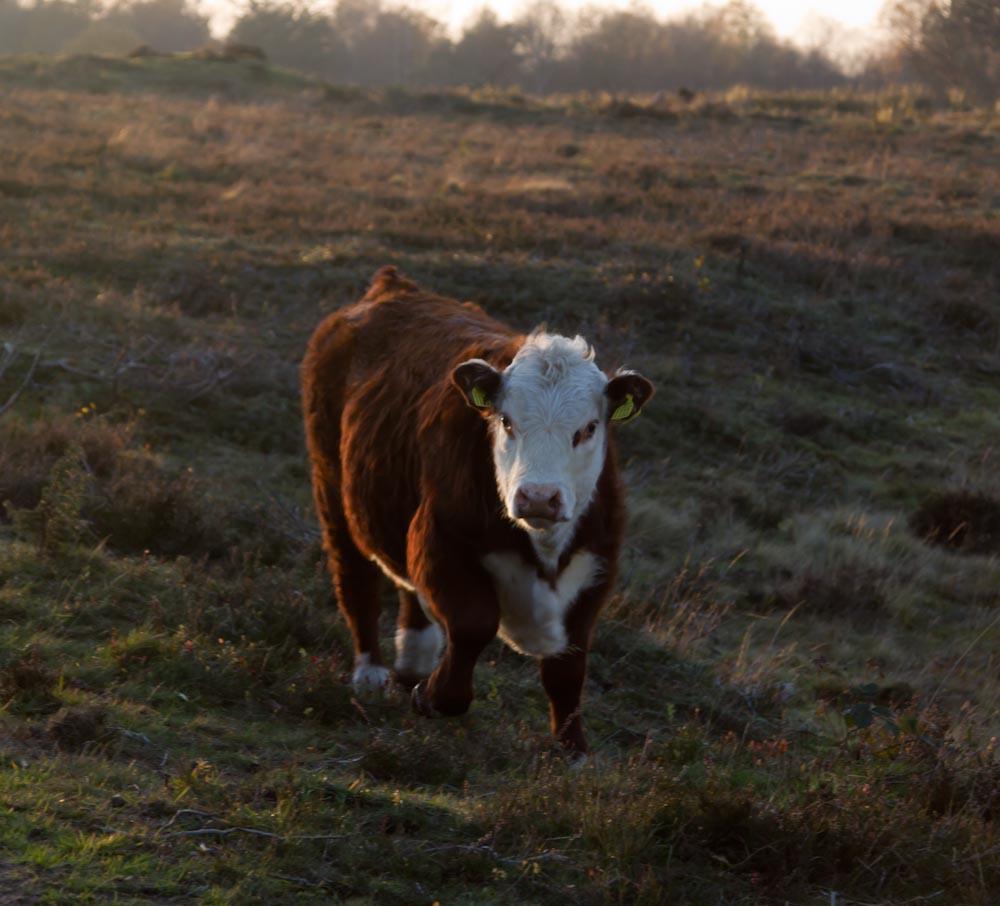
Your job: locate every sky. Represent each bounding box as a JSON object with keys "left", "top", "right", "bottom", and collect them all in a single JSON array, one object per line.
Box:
[{"left": 206, "top": 0, "right": 887, "bottom": 52}]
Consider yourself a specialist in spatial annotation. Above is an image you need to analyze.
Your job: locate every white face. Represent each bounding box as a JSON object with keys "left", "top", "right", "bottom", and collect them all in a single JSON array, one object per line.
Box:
[{"left": 489, "top": 334, "right": 609, "bottom": 535}]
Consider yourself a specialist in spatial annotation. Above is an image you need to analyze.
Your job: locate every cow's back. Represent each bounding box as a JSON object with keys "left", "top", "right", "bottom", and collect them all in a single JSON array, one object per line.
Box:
[{"left": 302, "top": 267, "right": 521, "bottom": 574}]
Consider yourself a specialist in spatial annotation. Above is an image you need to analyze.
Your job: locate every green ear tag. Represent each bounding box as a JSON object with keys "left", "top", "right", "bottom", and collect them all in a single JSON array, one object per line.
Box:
[
  {"left": 470, "top": 385, "right": 490, "bottom": 409},
  {"left": 611, "top": 393, "right": 636, "bottom": 422}
]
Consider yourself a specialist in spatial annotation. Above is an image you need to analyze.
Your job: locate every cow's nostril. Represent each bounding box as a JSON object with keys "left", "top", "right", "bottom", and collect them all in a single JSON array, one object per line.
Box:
[{"left": 515, "top": 484, "right": 564, "bottom": 521}]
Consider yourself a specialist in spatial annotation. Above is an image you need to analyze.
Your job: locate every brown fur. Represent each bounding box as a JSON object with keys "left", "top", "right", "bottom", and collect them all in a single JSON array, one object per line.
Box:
[{"left": 302, "top": 266, "right": 626, "bottom": 753}]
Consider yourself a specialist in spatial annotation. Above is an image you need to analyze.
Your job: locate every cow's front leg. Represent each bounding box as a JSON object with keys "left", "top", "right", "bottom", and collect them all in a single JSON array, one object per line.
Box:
[
  {"left": 540, "top": 647, "right": 588, "bottom": 754},
  {"left": 539, "top": 585, "right": 607, "bottom": 756},
  {"left": 408, "top": 509, "right": 500, "bottom": 719},
  {"left": 412, "top": 598, "right": 499, "bottom": 717}
]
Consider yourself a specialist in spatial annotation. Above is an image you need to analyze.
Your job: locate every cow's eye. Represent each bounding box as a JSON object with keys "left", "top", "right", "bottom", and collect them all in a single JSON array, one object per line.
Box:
[
  {"left": 573, "top": 420, "right": 599, "bottom": 448},
  {"left": 499, "top": 414, "right": 514, "bottom": 437}
]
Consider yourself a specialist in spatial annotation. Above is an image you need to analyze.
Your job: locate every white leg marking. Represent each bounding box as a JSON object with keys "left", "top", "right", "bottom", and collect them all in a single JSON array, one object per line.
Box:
[
  {"left": 567, "top": 751, "right": 590, "bottom": 770},
  {"left": 351, "top": 653, "right": 391, "bottom": 692},
  {"left": 394, "top": 623, "right": 444, "bottom": 678},
  {"left": 416, "top": 592, "right": 436, "bottom": 623}
]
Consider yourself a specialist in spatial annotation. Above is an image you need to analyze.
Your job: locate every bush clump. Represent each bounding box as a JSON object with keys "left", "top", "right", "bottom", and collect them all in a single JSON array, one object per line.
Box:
[
  {"left": 0, "top": 648, "right": 61, "bottom": 715},
  {"left": 773, "top": 560, "right": 888, "bottom": 622},
  {"left": 46, "top": 704, "right": 109, "bottom": 751},
  {"left": 0, "top": 414, "right": 227, "bottom": 558},
  {"left": 910, "top": 490, "right": 1000, "bottom": 555}
]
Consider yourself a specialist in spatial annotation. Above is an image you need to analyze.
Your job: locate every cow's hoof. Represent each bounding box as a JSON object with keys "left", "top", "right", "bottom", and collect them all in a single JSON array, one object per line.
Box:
[
  {"left": 410, "top": 681, "right": 440, "bottom": 717},
  {"left": 566, "top": 749, "right": 590, "bottom": 770},
  {"left": 351, "top": 659, "right": 391, "bottom": 695},
  {"left": 394, "top": 671, "right": 423, "bottom": 691}
]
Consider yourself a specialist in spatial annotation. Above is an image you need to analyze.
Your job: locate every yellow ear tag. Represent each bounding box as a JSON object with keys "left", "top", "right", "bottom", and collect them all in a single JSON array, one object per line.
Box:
[
  {"left": 470, "top": 385, "right": 490, "bottom": 409},
  {"left": 611, "top": 393, "right": 636, "bottom": 422}
]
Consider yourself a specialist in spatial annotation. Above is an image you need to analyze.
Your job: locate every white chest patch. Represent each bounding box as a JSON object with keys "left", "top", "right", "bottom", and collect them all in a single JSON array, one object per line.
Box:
[{"left": 481, "top": 550, "right": 600, "bottom": 658}]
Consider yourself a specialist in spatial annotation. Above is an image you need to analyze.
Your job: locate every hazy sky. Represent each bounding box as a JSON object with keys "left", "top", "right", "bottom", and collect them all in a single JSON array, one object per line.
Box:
[{"left": 206, "top": 0, "right": 886, "bottom": 48}]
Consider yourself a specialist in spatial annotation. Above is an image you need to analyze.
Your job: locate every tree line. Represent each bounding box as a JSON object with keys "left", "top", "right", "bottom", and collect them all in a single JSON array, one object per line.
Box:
[{"left": 0, "top": 0, "right": 995, "bottom": 102}]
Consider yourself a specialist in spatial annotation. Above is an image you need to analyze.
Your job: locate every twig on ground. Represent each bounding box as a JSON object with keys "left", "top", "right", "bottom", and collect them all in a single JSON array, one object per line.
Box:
[
  {"left": 110, "top": 726, "right": 154, "bottom": 747},
  {"left": 271, "top": 873, "right": 323, "bottom": 888},
  {"left": 163, "top": 826, "right": 282, "bottom": 840},
  {"left": 160, "top": 808, "right": 218, "bottom": 831},
  {"left": 164, "top": 826, "right": 349, "bottom": 842},
  {"left": 158, "top": 809, "right": 347, "bottom": 844}
]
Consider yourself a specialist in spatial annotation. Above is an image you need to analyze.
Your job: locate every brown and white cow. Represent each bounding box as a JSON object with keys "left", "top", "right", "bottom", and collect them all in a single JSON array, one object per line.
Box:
[{"left": 301, "top": 267, "right": 653, "bottom": 754}]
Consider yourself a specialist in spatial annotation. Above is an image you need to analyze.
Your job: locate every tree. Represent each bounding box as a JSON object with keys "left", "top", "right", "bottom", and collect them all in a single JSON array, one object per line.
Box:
[
  {"left": 561, "top": 8, "right": 667, "bottom": 92},
  {"left": 20, "top": 1, "right": 94, "bottom": 53},
  {"left": 708, "top": 0, "right": 774, "bottom": 47},
  {"left": 107, "top": 0, "right": 211, "bottom": 53},
  {"left": 885, "top": 0, "right": 999, "bottom": 103},
  {"left": 513, "top": 1, "right": 566, "bottom": 93},
  {"left": 445, "top": 9, "right": 524, "bottom": 86},
  {"left": 0, "top": 0, "right": 28, "bottom": 54},
  {"left": 229, "top": 2, "right": 345, "bottom": 78},
  {"left": 333, "top": 1, "right": 443, "bottom": 86}
]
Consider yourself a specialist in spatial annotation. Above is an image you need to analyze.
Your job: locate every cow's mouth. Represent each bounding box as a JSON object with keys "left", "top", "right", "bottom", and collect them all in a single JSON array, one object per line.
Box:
[{"left": 519, "top": 515, "right": 568, "bottom": 531}]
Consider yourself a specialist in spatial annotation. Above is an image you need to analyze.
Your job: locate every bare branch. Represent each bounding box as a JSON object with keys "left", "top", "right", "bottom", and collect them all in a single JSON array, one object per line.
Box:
[
  {"left": 163, "top": 826, "right": 349, "bottom": 842},
  {"left": 157, "top": 809, "right": 348, "bottom": 845},
  {"left": 163, "top": 826, "right": 282, "bottom": 840},
  {"left": 0, "top": 342, "right": 16, "bottom": 382},
  {"left": 0, "top": 345, "right": 43, "bottom": 418}
]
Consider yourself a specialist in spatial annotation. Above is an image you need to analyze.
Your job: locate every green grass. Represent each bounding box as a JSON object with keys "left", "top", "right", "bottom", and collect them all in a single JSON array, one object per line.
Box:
[{"left": 0, "top": 54, "right": 998, "bottom": 903}]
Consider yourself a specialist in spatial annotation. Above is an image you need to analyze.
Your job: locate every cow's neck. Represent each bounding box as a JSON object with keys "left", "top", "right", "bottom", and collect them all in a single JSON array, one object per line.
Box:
[{"left": 529, "top": 520, "right": 576, "bottom": 576}]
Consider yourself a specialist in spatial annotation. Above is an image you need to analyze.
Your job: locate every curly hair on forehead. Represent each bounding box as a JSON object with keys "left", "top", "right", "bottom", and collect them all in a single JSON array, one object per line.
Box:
[{"left": 513, "top": 332, "right": 597, "bottom": 380}]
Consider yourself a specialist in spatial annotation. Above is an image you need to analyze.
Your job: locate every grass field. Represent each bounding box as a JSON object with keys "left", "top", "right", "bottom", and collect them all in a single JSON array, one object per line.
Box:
[{"left": 1, "top": 55, "right": 998, "bottom": 904}]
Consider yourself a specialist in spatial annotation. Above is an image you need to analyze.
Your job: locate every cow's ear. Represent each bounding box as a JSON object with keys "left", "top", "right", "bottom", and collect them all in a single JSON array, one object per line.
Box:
[
  {"left": 452, "top": 359, "right": 502, "bottom": 412},
  {"left": 606, "top": 371, "right": 654, "bottom": 424}
]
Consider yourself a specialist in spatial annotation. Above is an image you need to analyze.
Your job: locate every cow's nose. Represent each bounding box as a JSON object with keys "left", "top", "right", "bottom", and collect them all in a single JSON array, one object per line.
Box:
[{"left": 514, "top": 484, "right": 564, "bottom": 522}]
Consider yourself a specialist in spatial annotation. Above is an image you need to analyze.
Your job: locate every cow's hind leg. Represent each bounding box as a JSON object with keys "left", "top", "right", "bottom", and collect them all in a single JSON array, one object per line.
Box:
[
  {"left": 314, "top": 480, "right": 387, "bottom": 691},
  {"left": 394, "top": 592, "right": 443, "bottom": 689}
]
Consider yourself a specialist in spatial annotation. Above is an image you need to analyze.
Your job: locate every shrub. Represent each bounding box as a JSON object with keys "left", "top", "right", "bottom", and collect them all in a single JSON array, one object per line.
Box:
[
  {"left": 910, "top": 490, "right": 1000, "bottom": 554},
  {"left": 0, "top": 647, "right": 61, "bottom": 715},
  {"left": 5, "top": 446, "right": 89, "bottom": 554},
  {"left": 88, "top": 452, "right": 227, "bottom": 557},
  {"left": 0, "top": 414, "right": 229, "bottom": 558}
]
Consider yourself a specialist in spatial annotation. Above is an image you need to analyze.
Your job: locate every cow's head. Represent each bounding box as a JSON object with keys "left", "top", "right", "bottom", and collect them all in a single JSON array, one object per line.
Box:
[{"left": 453, "top": 333, "right": 653, "bottom": 536}]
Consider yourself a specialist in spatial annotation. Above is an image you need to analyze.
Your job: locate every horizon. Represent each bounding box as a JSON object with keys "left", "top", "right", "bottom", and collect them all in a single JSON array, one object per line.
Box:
[{"left": 203, "top": 0, "right": 888, "bottom": 57}]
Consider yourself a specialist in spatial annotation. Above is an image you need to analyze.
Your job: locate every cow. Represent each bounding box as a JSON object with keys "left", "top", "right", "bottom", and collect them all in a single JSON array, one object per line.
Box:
[{"left": 301, "top": 267, "right": 653, "bottom": 755}]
